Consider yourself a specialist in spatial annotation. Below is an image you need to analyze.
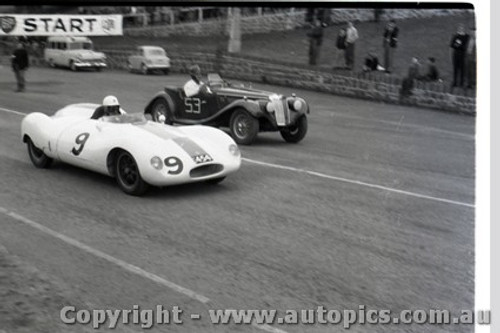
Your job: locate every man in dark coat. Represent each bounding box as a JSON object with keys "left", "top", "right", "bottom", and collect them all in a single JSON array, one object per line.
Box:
[
  {"left": 11, "top": 42, "right": 29, "bottom": 92},
  {"left": 450, "top": 24, "right": 469, "bottom": 88},
  {"left": 307, "top": 19, "right": 324, "bottom": 66},
  {"left": 383, "top": 20, "right": 399, "bottom": 73}
]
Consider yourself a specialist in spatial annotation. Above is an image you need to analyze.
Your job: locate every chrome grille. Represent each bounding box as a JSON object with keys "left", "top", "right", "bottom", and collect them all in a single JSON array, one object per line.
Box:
[
  {"left": 190, "top": 164, "right": 223, "bottom": 178},
  {"left": 271, "top": 98, "right": 290, "bottom": 126}
]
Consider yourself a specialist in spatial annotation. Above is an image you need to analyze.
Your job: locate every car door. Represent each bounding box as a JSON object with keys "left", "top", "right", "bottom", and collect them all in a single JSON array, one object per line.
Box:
[
  {"left": 179, "top": 87, "right": 220, "bottom": 122},
  {"left": 56, "top": 119, "right": 107, "bottom": 173}
]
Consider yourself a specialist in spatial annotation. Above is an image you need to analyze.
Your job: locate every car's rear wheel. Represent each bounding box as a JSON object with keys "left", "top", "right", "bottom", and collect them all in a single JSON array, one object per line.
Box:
[
  {"left": 205, "top": 177, "right": 226, "bottom": 185},
  {"left": 141, "top": 64, "right": 148, "bottom": 75},
  {"left": 229, "top": 109, "right": 259, "bottom": 145},
  {"left": 151, "top": 98, "right": 173, "bottom": 125},
  {"left": 163, "top": 68, "right": 170, "bottom": 75},
  {"left": 27, "top": 138, "right": 53, "bottom": 168},
  {"left": 280, "top": 115, "right": 308, "bottom": 143},
  {"left": 115, "top": 150, "right": 149, "bottom": 196},
  {"left": 127, "top": 61, "right": 133, "bottom": 73}
]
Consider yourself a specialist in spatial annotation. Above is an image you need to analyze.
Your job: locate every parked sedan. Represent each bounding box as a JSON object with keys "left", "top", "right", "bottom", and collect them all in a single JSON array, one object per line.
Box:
[{"left": 127, "top": 46, "right": 171, "bottom": 75}]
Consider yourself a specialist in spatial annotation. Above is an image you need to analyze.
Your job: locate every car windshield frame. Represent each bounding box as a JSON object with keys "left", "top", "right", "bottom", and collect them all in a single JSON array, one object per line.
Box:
[{"left": 101, "top": 113, "right": 147, "bottom": 124}]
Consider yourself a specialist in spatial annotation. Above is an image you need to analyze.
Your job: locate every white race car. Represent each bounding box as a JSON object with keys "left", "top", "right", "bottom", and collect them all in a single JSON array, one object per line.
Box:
[{"left": 21, "top": 103, "right": 241, "bottom": 195}]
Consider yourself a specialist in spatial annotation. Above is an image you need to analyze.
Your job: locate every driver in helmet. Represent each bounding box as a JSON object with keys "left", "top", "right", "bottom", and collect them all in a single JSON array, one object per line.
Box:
[
  {"left": 91, "top": 95, "right": 123, "bottom": 119},
  {"left": 183, "top": 64, "right": 212, "bottom": 97}
]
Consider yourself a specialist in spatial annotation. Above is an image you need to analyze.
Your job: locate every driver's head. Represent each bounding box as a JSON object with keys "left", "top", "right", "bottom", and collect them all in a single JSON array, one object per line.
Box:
[
  {"left": 188, "top": 65, "right": 201, "bottom": 80},
  {"left": 102, "top": 95, "right": 120, "bottom": 115}
]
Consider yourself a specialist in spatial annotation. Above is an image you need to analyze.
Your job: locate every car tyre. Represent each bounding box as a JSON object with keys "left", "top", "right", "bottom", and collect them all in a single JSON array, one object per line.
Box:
[
  {"left": 115, "top": 150, "right": 149, "bottom": 196},
  {"left": 163, "top": 68, "right": 170, "bottom": 75},
  {"left": 141, "top": 64, "right": 148, "bottom": 75},
  {"left": 70, "top": 60, "right": 77, "bottom": 72},
  {"left": 48, "top": 59, "right": 55, "bottom": 68},
  {"left": 27, "top": 138, "right": 53, "bottom": 168},
  {"left": 229, "top": 109, "right": 259, "bottom": 145},
  {"left": 280, "top": 115, "right": 308, "bottom": 143},
  {"left": 127, "top": 61, "right": 133, "bottom": 73},
  {"left": 151, "top": 98, "right": 173, "bottom": 125},
  {"left": 205, "top": 177, "right": 226, "bottom": 185}
]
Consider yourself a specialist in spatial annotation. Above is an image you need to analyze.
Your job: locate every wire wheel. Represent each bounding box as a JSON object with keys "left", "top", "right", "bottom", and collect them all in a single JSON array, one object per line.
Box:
[{"left": 229, "top": 109, "right": 259, "bottom": 145}]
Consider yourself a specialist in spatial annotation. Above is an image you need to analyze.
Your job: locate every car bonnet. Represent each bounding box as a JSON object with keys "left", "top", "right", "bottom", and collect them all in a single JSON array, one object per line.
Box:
[{"left": 134, "top": 122, "right": 213, "bottom": 163}]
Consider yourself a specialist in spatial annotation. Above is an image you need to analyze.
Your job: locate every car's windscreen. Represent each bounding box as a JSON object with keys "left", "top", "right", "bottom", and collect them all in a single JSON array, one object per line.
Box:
[
  {"left": 102, "top": 113, "right": 147, "bottom": 124},
  {"left": 68, "top": 42, "right": 93, "bottom": 50},
  {"left": 146, "top": 49, "right": 165, "bottom": 57}
]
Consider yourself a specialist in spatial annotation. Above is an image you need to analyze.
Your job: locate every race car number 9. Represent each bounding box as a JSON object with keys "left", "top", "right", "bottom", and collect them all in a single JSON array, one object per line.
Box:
[
  {"left": 71, "top": 133, "right": 90, "bottom": 156},
  {"left": 164, "top": 156, "right": 183, "bottom": 175}
]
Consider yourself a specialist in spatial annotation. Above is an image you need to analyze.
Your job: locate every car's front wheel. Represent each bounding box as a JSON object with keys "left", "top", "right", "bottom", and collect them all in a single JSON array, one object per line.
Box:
[
  {"left": 27, "top": 138, "right": 53, "bottom": 168},
  {"left": 70, "top": 60, "right": 77, "bottom": 72},
  {"left": 141, "top": 64, "right": 148, "bottom": 75},
  {"left": 151, "top": 98, "right": 173, "bottom": 125},
  {"left": 115, "top": 150, "right": 149, "bottom": 196},
  {"left": 229, "top": 109, "right": 259, "bottom": 145},
  {"left": 280, "top": 115, "right": 308, "bottom": 143}
]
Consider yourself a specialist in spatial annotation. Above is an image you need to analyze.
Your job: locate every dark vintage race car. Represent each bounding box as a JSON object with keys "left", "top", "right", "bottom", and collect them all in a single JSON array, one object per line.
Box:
[{"left": 144, "top": 74, "right": 309, "bottom": 144}]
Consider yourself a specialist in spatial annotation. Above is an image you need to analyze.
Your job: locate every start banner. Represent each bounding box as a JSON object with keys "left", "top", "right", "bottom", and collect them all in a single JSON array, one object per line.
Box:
[{"left": 0, "top": 15, "right": 123, "bottom": 36}]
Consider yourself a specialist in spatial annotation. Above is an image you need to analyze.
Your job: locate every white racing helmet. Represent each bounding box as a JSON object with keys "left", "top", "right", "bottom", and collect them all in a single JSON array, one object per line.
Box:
[{"left": 103, "top": 95, "right": 119, "bottom": 106}]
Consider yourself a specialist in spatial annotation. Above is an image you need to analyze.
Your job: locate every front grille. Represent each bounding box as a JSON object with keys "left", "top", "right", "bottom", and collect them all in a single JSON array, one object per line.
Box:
[
  {"left": 190, "top": 164, "right": 224, "bottom": 178},
  {"left": 271, "top": 98, "right": 290, "bottom": 126}
]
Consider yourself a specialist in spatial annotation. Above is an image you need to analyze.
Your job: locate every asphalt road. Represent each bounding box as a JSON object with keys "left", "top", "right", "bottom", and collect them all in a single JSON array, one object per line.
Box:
[{"left": 0, "top": 65, "right": 475, "bottom": 333}]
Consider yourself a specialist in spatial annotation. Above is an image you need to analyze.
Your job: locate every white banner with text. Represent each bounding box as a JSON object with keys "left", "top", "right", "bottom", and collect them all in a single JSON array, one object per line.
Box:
[{"left": 0, "top": 15, "right": 123, "bottom": 36}]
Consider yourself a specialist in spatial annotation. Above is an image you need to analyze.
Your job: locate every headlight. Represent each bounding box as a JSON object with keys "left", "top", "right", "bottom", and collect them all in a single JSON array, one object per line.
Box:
[
  {"left": 293, "top": 100, "right": 303, "bottom": 111},
  {"left": 229, "top": 144, "right": 240, "bottom": 156},
  {"left": 150, "top": 156, "right": 163, "bottom": 170},
  {"left": 265, "top": 102, "right": 274, "bottom": 113}
]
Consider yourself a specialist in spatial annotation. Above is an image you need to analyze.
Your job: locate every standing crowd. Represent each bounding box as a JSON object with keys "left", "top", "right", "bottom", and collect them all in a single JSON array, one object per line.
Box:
[{"left": 307, "top": 19, "right": 477, "bottom": 94}]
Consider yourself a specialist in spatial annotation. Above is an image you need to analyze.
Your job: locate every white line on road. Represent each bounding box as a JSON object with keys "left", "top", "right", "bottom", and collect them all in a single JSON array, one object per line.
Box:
[
  {"left": 0, "top": 206, "right": 290, "bottom": 333},
  {"left": 0, "top": 206, "right": 210, "bottom": 304},
  {"left": 0, "top": 106, "right": 26, "bottom": 117},
  {"left": 242, "top": 158, "right": 475, "bottom": 208}
]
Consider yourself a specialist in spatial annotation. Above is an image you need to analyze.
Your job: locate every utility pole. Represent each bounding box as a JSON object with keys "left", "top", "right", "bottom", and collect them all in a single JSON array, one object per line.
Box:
[{"left": 227, "top": 7, "right": 241, "bottom": 53}]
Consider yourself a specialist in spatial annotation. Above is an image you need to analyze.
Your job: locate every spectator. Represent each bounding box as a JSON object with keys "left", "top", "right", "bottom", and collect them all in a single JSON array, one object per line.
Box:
[
  {"left": 362, "top": 50, "right": 384, "bottom": 72},
  {"left": 449, "top": 24, "right": 469, "bottom": 88},
  {"left": 333, "top": 28, "right": 347, "bottom": 69},
  {"left": 345, "top": 21, "right": 359, "bottom": 70},
  {"left": 11, "top": 42, "right": 29, "bottom": 92},
  {"left": 400, "top": 57, "right": 422, "bottom": 97},
  {"left": 383, "top": 19, "right": 399, "bottom": 73},
  {"left": 466, "top": 26, "right": 476, "bottom": 89},
  {"left": 422, "top": 57, "right": 440, "bottom": 82},
  {"left": 307, "top": 19, "right": 324, "bottom": 66}
]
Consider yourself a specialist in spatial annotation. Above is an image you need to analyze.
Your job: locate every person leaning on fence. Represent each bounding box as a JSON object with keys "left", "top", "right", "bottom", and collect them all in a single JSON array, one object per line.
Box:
[
  {"left": 421, "top": 57, "right": 441, "bottom": 82},
  {"left": 11, "top": 42, "right": 29, "bottom": 93},
  {"left": 400, "top": 57, "right": 422, "bottom": 98},
  {"left": 362, "top": 51, "right": 384, "bottom": 72}
]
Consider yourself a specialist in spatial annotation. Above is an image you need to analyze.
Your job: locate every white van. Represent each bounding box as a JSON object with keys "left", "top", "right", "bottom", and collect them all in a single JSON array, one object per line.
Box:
[{"left": 44, "top": 36, "right": 107, "bottom": 71}]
